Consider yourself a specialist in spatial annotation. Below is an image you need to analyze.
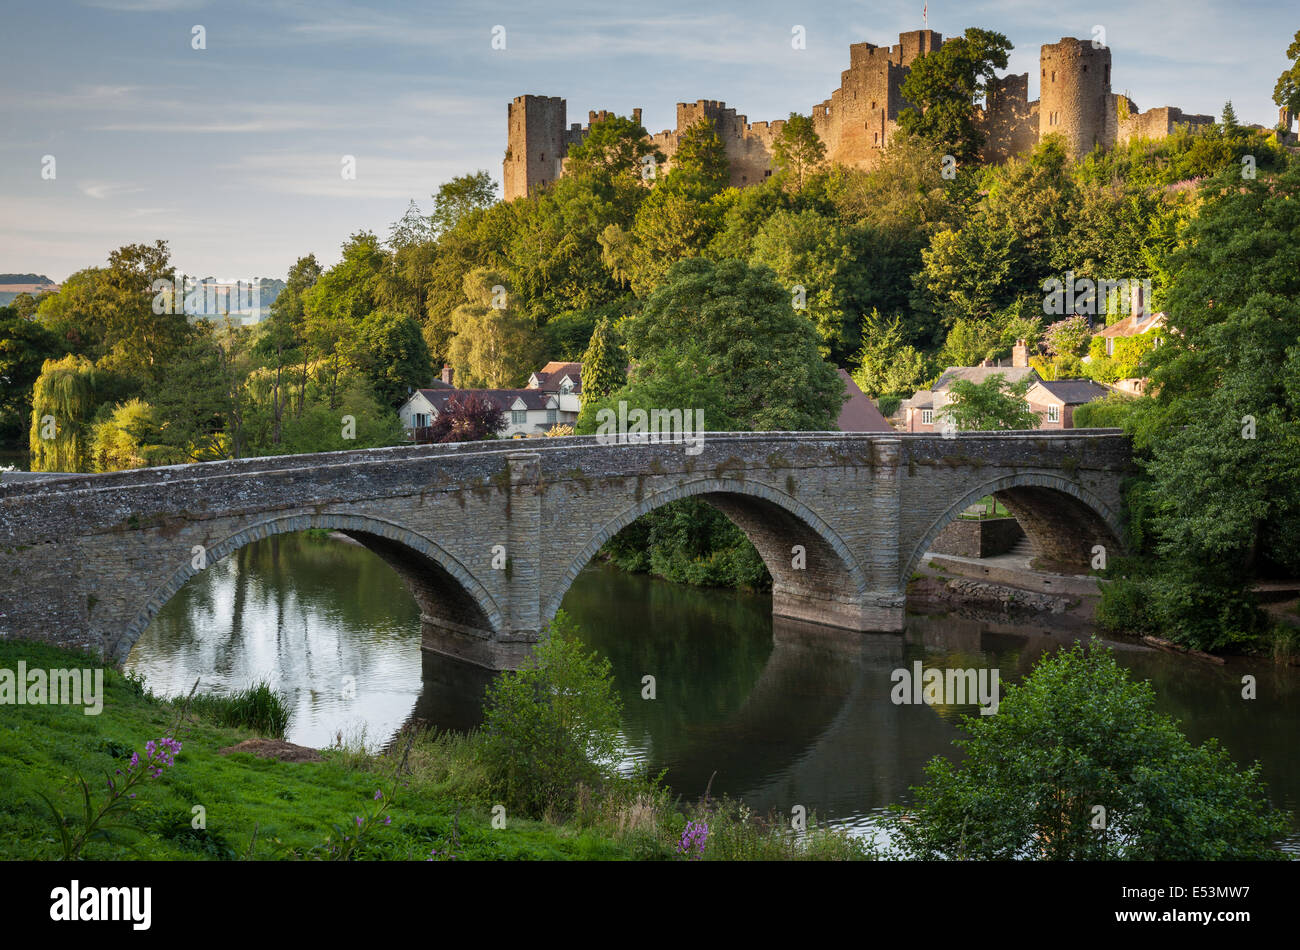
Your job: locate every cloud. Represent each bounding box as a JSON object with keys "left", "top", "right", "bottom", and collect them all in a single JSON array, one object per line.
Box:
[
  {"left": 217, "top": 150, "right": 471, "bottom": 200},
  {"left": 78, "top": 181, "right": 147, "bottom": 200}
]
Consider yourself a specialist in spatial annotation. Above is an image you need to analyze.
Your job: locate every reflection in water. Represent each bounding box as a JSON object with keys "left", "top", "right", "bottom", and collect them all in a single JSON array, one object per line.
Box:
[{"left": 129, "top": 533, "right": 1299, "bottom": 848}]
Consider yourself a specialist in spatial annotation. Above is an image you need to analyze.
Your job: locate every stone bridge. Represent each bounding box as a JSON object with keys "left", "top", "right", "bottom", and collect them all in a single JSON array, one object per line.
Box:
[{"left": 0, "top": 431, "right": 1131, "bottom": 669}]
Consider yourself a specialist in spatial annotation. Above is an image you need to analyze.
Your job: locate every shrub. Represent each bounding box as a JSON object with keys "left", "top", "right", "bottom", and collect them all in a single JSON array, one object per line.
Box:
[
  {"left": 887, "top": 640, "right": 1290, "bottom": 859},
  {"left": 479, "top": 612, "right": 623, "bottom": 818},
  {"left": 188, "top": 681, "right": 292, "bottom": 738}
]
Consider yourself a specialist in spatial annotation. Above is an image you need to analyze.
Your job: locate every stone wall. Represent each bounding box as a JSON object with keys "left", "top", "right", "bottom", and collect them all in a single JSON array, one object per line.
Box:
[
  {"left": 1117, "top": 105, "right": 1215, "bottom": 145},
  {"left": 928, "top": 517, "right": 1025, "bottom": 558}
]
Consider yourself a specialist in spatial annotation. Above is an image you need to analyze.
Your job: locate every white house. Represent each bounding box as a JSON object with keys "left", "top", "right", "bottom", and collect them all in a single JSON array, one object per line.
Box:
[{"left": 398, "top": 362, "right": 584, "bottom": 440}]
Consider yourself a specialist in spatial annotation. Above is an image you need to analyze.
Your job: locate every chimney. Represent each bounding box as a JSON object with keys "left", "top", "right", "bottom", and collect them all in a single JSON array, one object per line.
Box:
[
  {"left": 633, "top": 107, "right": 643, "bottom": 126},
  {"left": 441, "top": 364, "right": 453, "bottom": 386},
  {"left": 1012, "top": 339, "right": 1028, "bottom": 368},
  {"left": 1129, "top": 281, "right": 1146, "bottom": 323}
]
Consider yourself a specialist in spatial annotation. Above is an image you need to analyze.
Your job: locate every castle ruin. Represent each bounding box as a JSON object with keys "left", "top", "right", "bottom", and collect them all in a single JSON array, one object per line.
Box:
[{"left": 504, "top": 30, "right": 1224, "bottom": 200}]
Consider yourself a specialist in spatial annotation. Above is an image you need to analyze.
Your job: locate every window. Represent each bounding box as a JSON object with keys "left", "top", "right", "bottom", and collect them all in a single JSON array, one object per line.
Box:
[
  {"left": 413, "top": 413, "right": 430, "bottom": 429},
  {"left": 921, "top": 409, "right": 933, "bottom": 425},
  {"left": 546, "top": 409, "right": 557, "bottom": 424},
  {"left": 1051, "top": 71, "right": 1056, "bottom": 82},
  {"left": 1047, "top": 405, "right": 1060, "bottom": 423},
  {"left": 511, "top": 409, "right": 526, "bottom": 424}
]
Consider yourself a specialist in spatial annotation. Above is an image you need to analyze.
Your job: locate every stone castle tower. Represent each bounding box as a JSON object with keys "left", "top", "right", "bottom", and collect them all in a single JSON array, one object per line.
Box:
[
  {"left": 504, "top": 31, "right": 1220, "bottom": 200},
  {"left": 1039, "top": 38, "right": 1113, "bottom": 155}
]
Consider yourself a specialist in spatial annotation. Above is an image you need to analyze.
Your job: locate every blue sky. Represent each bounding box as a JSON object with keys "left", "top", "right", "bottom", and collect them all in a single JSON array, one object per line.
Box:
[{"left": 2, "top": 0, "right": 1295, "bottom": 282}]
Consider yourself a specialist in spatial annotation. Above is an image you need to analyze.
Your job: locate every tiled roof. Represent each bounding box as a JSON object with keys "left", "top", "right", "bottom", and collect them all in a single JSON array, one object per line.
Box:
[
  {"left": 529, "top": 361, "right": 582, "bottom": 393},
  {"left": 1096, "top": 312, "right": 1166, "bottom": 338},
  {"left": 933, "top": 365, "right": 1037, "bottom": 391},
  {"left": 1029, "top": 379, "right": 1111, "bottom": 405},
  {"left": 836, "top": 369, "right": 893, "bottom": 432},
  {"left": 416, "top": 388, "right": 555, "bottom": 412}
]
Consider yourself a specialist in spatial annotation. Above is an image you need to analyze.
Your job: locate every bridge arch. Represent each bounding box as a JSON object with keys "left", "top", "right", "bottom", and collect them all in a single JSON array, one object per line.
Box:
[
  {"left": 543, "top": 477, "right": 873, "bottom": 632},
  {"left": 112, "top": 512, "right": 503, "bottom": 663},
  {"left": 901, "top": 470, "right": 1124, "bottom": 584}
]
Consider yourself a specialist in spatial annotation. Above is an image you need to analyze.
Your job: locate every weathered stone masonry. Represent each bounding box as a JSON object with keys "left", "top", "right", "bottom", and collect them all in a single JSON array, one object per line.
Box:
[
  {"left": 506, "top": 28, "right": 1229, "bottom": 200},
  {"left": 0, "top": 431, "right": 1131, "bottom": 670}
]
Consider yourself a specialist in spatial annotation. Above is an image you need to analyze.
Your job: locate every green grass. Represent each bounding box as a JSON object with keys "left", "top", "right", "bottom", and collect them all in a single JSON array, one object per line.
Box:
[
  {"left": 958, "top": 495, "right": 1011, "bottom": 520},
  {"left": 0, "top": 639, "right": 877, "bottom": 861},
  {"left": 0, "top": 640, "right": 636, "bottom": 860}
]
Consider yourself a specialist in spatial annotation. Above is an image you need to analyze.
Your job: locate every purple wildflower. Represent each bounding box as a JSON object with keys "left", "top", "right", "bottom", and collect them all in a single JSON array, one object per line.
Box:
[{"left": 677, "top": 820, "right": 709, "bottom": 860}]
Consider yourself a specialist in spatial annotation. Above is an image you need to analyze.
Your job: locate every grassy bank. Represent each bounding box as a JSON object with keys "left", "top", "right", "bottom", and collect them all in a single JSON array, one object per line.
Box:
[{"left": 0, "top": 640, "right": 869, "bottom": 861}]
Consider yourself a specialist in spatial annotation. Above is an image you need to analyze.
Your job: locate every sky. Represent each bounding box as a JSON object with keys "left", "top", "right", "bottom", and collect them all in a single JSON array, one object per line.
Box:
[{"left": 1, "top": 0, "right": 1295, "bottom": 283}]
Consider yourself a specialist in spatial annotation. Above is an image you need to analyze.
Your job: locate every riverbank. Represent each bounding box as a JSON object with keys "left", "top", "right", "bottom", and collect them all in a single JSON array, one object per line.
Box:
[{"left": 0, "top": 639, "right": 870, "bottom": 861}]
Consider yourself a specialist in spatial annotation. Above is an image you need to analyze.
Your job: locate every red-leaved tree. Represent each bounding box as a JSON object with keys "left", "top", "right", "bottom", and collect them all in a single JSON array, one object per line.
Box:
[{"left": 415, "top": 393, "right": 505, "bottom": 444}]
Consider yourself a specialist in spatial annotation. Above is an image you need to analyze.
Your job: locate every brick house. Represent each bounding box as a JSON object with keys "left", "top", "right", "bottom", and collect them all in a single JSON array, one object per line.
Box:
[
  {"left": 902, "top": 357, "right": 1039, "bottom": 432},
  {"left": 1025, "top": 379, "right": 1112, "bottom": 428}
]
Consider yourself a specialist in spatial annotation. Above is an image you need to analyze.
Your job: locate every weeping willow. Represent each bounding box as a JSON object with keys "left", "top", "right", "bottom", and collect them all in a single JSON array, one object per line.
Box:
[{"left": 29, "top": 355, "right": 97, "bottom": 472}]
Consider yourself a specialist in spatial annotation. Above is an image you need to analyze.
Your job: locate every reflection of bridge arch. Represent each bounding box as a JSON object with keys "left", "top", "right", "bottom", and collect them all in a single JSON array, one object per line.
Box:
[
  {"left": 902, "top": 470, "right": 1124, "bottom": 584},
  {"left": 113, "top": 512, "right": 501, "bottom": 663},
  {"left": 542, "top": 477, "right": 872, "bottom": 632}
]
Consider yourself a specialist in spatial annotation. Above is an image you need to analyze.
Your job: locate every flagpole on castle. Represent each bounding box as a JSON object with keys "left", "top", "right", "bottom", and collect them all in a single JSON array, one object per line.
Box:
[{"left": 923, "top": 4, "right": 928, "bottom": 28}]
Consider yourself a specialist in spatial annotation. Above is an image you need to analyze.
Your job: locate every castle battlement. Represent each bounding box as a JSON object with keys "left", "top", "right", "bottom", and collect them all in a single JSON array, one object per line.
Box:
[{"left": 503, "top": 31, "right": 1218, "bottom": 200}]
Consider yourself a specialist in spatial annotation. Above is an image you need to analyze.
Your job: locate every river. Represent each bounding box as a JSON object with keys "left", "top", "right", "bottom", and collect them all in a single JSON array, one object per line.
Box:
[{"left": 124, "top": 531, "right": 1300, "bottom": 849}]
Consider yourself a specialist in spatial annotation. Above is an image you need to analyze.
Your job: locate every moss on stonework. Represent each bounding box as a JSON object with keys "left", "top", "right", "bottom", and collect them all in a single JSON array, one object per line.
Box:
[
  {"left": 562, "top": 468, "right": 592, "bottom": 492},
  {"left": 714, "top": 457, "right": 745, "bottom": 480}
]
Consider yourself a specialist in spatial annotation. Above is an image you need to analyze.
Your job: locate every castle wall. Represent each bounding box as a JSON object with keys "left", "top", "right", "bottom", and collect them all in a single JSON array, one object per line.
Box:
[
  {"left": 981, "top": 73, "right": 1039, "bottom": 164},
  {"left": 506, "top": 31, "right": 1218, "bottom": 198},
  {"left": 813, "top": 30, "right": 942, "bottom": 172},
  {"left": 1116, "top": 105, "right": 1215, "bottom": 145}
]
